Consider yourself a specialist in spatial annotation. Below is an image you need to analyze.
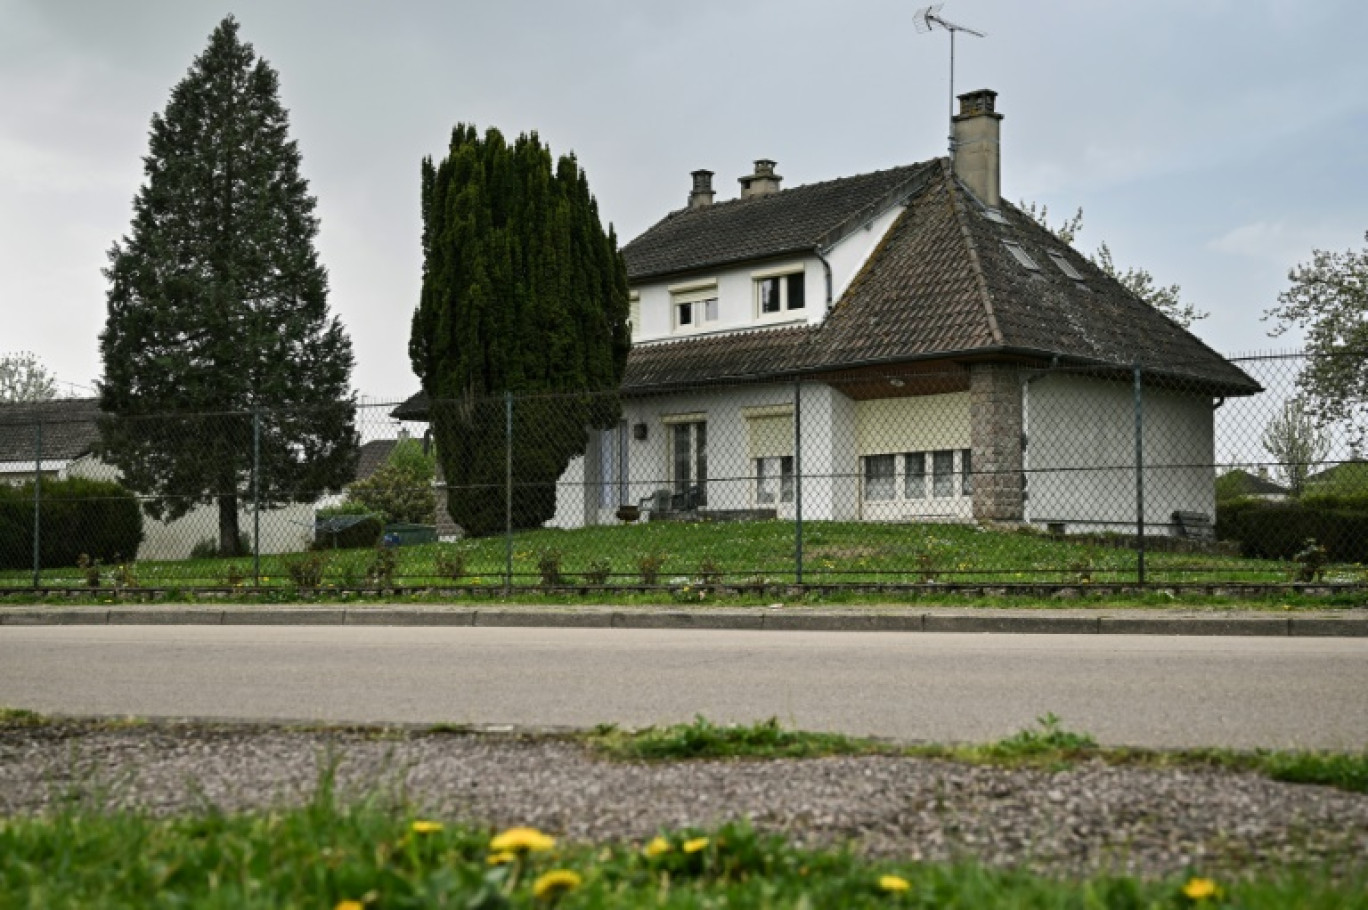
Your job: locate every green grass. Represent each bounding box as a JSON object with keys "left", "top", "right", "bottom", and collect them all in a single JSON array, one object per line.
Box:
[
  {"left": 2, "top": 790, "right": 1362, "bottom": 907},
  {"left": 6, "top": 519, "right": 1355, "bottom": 593},
  {"left": 589, "top": 715, "right": 1368, "bottom": 795}
]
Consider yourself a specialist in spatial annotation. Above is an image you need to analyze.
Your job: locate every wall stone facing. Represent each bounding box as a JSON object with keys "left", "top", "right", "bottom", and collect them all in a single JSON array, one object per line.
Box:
[{"left": 969, "top": 363, "right": 1024, "bottom": 522}]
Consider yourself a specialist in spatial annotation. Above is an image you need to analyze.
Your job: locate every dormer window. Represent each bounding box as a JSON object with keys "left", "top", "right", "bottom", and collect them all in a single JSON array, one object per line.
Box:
[
  {"left": 669, "top": 280, "right": 719, "bottom": 334},
  {"left": 754, "top": 266, "right": 806, "bottom": 320}
]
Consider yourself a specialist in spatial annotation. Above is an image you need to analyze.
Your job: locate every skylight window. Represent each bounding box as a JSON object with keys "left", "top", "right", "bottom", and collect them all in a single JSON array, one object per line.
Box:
[
  {"left": 1002, "top": 241, "right": 1040, "bottom": 272},
  {"left": 1048, "top": 251, "right": 1084, "bottom": 281}
]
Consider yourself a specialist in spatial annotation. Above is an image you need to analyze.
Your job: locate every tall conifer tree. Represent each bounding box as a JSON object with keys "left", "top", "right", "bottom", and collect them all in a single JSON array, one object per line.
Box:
[
  {"left": 99, "top": 16, "right": 357, "bottom": 555},
  {"left": 410, "top": 126, "right": 630, "bottom": 536}
]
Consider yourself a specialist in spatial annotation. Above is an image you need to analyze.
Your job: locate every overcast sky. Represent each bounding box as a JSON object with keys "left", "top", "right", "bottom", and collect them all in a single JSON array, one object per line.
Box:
[{"left": 4, "top": 0, "right": 1366, "bottom": 401}]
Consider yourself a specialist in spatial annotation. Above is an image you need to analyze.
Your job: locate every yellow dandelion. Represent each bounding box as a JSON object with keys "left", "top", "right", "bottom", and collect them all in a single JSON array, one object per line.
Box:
[
  {"left": 682, "top": 836, "right": 709, "bottom": 854},
  {"left": 643, "top": 836, "right": 671, "bottom": 857},
  {"left": 879, "top": 874, "right": 911, "bottom": 892},
  {"left": 1182, "top": 877, "right": 1220, "bottom": 901},
  {"left": 334, "top": 902, "right": 364, "bottom": 910},
  {"left": 487, "top": 850, "right": 517, "bottom": 866},
  {"left": 532, "top": 869, "right": 582, "bottom": 901},
  {"left": 410, "top": 820, "right": 444, "bottom": 834},
  {"left": 490, "top": 826, "right": 556, "bottom": 853}
]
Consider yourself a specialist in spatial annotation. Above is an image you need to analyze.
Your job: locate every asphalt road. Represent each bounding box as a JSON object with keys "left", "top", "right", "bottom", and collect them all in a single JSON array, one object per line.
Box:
[{"left": 2, "top": 626, "right": 1366, "bottom": 750}]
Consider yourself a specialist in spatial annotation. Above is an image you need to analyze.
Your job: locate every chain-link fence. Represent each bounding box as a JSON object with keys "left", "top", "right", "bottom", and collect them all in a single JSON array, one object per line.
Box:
[{"left": 1, "top": 351, "right": 1365, "bottom": 592}]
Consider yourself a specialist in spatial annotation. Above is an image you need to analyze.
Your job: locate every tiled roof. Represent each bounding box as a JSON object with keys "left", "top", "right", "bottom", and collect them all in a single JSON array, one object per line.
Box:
[
  {"left": 622, "top": 162, "right": 935, "bottom": 281},
  {"left": 620, "top": 160, "right": 1260, "bottom": 395},
  {"left": 354, "top": 439, "right": 397, "bottom": 483},
  {"left": 623, "top": 325, "right": 815, "bottom": 391},
  {"left": 0, "top": 398, "right": 102, "bottom": 464}
]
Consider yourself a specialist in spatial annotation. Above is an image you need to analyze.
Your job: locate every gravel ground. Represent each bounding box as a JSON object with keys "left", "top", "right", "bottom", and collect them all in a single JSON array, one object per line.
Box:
[{"left": 3, "top": 721, "right": 1366, "bottom": 880}]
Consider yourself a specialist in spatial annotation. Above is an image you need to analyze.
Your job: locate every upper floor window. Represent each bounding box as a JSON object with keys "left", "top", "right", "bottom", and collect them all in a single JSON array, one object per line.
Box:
[
  {"left": 669, "top": 281, "right": 719, "bottom": 334},
  {"left": 754, "top": 268, "right": 805, "bottom": 319}
]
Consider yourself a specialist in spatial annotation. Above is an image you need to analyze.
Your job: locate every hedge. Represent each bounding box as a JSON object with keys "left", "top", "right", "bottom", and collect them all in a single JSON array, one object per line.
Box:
[
  {"left": 0, "top": 477, "right": 144, "bottom": 570},
  {"left": 1216, "top": 496, "right": 1368, "bottom": 564}
]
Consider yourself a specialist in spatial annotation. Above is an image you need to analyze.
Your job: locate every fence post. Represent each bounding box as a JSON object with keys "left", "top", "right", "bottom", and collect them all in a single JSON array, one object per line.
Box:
[
  {"left": 32, "top": 418, "right": 42, "bottom": 589},
  {"left": 1133, "top": 364, "right": 1146, "bottom": 585},
  {"left": 252, "top": 408, "right": 261, "bottom": 587},
  {"left": 794, "top": 378, "right": 803, "bottom": 585},
  {"left": 505, "top": 390, "right": 513, "bottom": 593}
]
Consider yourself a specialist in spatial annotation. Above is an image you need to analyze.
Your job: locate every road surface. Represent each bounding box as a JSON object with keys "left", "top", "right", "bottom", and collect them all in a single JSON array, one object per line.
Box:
[{"left": 2, "top": 626, "right": 1366, "bottom": 749}]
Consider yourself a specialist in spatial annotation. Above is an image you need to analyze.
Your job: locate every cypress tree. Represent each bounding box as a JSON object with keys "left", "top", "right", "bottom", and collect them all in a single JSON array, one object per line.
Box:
[
  {"left": 410, "top": 126, "right": 630, "bottom": 536},
  {"left": 99, "top": 16, "right": 357, "bottom": 556}
]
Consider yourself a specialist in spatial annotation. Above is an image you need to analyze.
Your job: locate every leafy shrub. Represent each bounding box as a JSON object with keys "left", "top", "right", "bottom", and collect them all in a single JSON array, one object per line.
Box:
[
  {"left": 537, "top": 548, "right": 563, "bottom": 586},
  {"left": 696, "top": 557, "right": 722, "bottom": 584},
  {"left": 365, "top": 544, "right": 397, "bottom": 589},
  {"left": 637, "top": 551, "right": 666, "bottom": 585},
  {"left": 343, "top": 438, "right": 435, "bottom": 525},
  {"left": 1216, "top": 497, "right": 1368, "bottom": 564},
  {"left": 0, "top": 478, "right": 143, "bottom": 570},
  {"left": 434, "top": 549, "right": 466, "bottom": 582},
  {"left": 285, "top": 552, "right": 327, "bottom": 589},
  {"left": 584, "top": 558, "right": 612, "bottom": 586}
]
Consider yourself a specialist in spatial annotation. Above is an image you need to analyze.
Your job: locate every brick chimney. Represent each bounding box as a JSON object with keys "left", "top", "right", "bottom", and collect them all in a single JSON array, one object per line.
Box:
[
  {"left": 952, "top": 89, "right": 1001, "bottom": 208},
  {"left": 739, "top": 159, "right": 782, "bottom": 199},
  {"left": 688, "top": 169, "right": 715, "bottom": 209}
]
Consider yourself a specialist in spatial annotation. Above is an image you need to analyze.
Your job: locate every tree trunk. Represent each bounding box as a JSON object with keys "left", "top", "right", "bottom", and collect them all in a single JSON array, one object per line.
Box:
[{"left": 218, "top": 492, "right": 241, "bottom": 557}]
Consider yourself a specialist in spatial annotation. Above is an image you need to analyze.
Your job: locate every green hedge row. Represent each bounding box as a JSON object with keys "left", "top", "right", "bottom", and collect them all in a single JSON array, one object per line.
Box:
[
  {"left": 0, "top": 478, "right": 144, "bottom": 570},
  {"left": 1216, "top": 497, "right": 1368, "bottom": 564}
]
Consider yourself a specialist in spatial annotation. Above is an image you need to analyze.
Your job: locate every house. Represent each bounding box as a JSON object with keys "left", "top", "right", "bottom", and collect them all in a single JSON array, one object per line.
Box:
[
  {"left": 0, "top": 397, "right": 317, "bottom": 560},
  {"left": 1215, "top": 468, "right": 1291, "bottom": 502},
  {"left": 400, "top": 89, "right": 1262, "bottom": 535}
]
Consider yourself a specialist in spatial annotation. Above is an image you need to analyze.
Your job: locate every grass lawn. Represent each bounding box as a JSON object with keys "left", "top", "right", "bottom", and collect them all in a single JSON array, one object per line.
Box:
[{"left": 3, "top": 520, "right": 1346, "bottom": 593}]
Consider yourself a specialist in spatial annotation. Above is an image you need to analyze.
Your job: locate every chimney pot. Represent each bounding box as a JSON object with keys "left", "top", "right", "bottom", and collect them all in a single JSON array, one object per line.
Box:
[
  {"left": 952, "top": 89, "right": 1002, "bottom": 208},
  {"left": 688, "top": 169, "right": 715, "bottom": 209},
  {"left": 739, "top": 159, "right": 783, "bottom": 199}
]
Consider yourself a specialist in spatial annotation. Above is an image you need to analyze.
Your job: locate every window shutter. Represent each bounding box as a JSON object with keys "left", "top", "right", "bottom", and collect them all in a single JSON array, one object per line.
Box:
[{"left": 748, "top": 414, "right": 793, "bottom": 458}]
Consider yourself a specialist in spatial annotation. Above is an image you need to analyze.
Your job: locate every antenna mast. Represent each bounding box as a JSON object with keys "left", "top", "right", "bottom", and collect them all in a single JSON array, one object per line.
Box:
[{"left": 914, "top": 4, "right": 986, "bottom": 160}]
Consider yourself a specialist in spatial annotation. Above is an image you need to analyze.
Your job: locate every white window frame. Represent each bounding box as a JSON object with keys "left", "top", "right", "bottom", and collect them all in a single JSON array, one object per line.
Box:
[
  {"left": 755, "top": 455, "right": 794, "bottom": 505},
  {"left": 752, "top": 264, "right": 807, "bottom": 323},
  {"left": 669, "top": 279, "right": 719, "bottom": 335},
  {"left": 862, "top": 450, "right": 972, "bottom": 503}
]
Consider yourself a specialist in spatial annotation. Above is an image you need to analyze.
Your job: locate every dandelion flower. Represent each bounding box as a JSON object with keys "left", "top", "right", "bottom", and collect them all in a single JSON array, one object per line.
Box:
[
  {"left": 532, "top": 869, "right": 582, "bottom": 901},
  {"left": 682, "top": 836, "right": 709, "bottom": 854},
  {"left": 410, "top": 820, "right": 444, "bottom": 835},
  {"left": 879, "top": 874, "right": 911, "bottom": 892},
  {"left": 1182, "top": 877, "right": 1220, "bottom": 901},
  {"left": 487, "top": 850, "right": 517, "bottom": 866},
  {"left": 490, "top": 826, "right": 556, "bottom": 853},
  {"left": 334, "top": 902, "right": 364, "bottom": 910},
  {"left": 643, "top": 836, "right": 671, "bottom": 857}
]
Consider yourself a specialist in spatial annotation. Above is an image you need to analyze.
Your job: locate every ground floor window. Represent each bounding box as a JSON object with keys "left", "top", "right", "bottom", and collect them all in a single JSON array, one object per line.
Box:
[
  {"left": 756, "top": 455, "right": 794, "bottom": 504},
  {"left": 864, "top": 450, "right": 972, "bottom": 501}
]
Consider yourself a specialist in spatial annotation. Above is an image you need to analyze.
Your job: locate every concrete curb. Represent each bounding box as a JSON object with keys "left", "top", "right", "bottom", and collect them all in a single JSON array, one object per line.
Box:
[{"left": 1, "top": 606, "right": 1366, "bottom": 637}]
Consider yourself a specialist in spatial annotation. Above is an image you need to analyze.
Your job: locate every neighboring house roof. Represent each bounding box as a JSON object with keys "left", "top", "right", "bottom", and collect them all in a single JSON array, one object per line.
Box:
[
  {"left": 623, "top": 159, "right": 1260, "bottom": 396},
  {"left": 0, "top": 398, "right": 102, "bottom": 465},
  {"left": 353, "top": 439, "right": 397, "bottom": 483},
  {"left": 1216, "top": 468, "right": 1290, "bottom": 498},
  {"left": 622, "top": 162, "right": 935, "bottom": 281}
]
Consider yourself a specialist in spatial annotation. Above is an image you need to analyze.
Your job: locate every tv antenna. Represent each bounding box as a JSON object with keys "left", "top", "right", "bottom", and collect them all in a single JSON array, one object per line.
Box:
[{"left": 914, "top": 4, "right": 986, "bottom": 159}]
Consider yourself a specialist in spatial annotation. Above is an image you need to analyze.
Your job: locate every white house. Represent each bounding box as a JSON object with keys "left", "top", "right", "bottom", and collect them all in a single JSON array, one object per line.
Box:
[
  {"left": 400, "top": 89, "right": 1261, "bottom": 536},
  {"left": 0, "top": 398, "right": 316, "bottom": 560}
]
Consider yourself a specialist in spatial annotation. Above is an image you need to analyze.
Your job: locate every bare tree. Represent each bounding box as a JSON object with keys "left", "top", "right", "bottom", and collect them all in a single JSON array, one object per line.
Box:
[
  {"left": 1019, "top": 202, "right": 1209, "bottom": 328},
  {"left": 1261, "top": 398, "right": 1331, "bottom": 496},
  {"left": 0, "top": 352, "right": 58, "bottom": 402}
]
